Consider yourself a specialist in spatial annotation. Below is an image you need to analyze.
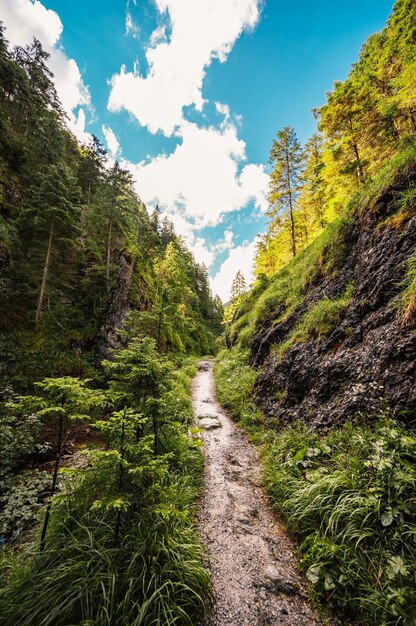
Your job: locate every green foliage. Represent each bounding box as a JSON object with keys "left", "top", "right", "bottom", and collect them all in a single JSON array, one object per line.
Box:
[
  {"left": 263, "top": 418, "right": 416, "bottom": 625},
  {"left": 230, "top": 270, "right": 247, "bottom": 300},
  {"left": 228, "top": 138, "right": 414, "bottom": 355},
  {"left": 214, "top": 349, "right": 263, "bottom": 437},
  {"left": 300, "top": 284, "right": 354, "bottom": 338},
  {"left": 0, "top": 462, "right": 210, "bottom": 625},
  {"left": 255, "top": 1, "right": 416, "bottom": 279},
  {"left": 0, "top": 26, "right": 221, "bottom": 396},
  {"left": 272, "top": 283, "right": 355, "bottom": 359},
  {"left": 0, "top": 24, "right": 220, "bottom": 615},
  {"left": 0, "top": 411, "right": 46, "bottom": 487},
  {"left": 266, "top": 126, "right": 303, "bottom": 259},
  {"left": 0, "top": 470, "right": 51, "bottom": 537},
  {"left": 225, "top": 214, "right": 351, "bottom": 350},
  {"left": 0, "top": 350, "right": 210, "bottom": 625},
  {"left": 351, "top": 143, "right": 416, "bottom": 216},
  {"left": 103, "top": 337, "right": 171, "bottom": 408}
]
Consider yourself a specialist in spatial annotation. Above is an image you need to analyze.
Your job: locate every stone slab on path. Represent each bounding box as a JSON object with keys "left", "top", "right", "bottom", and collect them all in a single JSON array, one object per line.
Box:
[{"left": 199, "top": 416, "right": 222, "bottom": 430}]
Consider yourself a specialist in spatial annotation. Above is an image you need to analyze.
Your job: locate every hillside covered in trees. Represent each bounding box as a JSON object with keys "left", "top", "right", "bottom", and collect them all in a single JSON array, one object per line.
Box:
[
  {"left": 0, "top": 21, "right": 223, "bottom": 390},
  {"left": 0, "top": 20, "right": 222, "bottom": 625},
  {"left": 255, "top": 0, "right": 415, "bottom": 276},
  {"left": 218, "top": 1, "right": 416, "bottom": 623}
]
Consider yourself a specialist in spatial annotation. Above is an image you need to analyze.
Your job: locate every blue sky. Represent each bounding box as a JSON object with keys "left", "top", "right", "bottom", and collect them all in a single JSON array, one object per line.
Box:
[{"left": 0, "top": 0, "right": 394, "bottom": 299}]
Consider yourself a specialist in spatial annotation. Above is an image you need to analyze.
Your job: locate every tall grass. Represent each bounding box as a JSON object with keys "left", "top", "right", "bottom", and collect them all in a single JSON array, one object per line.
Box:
[
  {"left": 0, "top": 470, "right": 209, "bottom": 625},
  {"left": 263, "top": 419, "right": 416, "bottom": 625},
  {"left": 272, "top": 283, "right": 354, "bottom": 359},
  {"left": 214, "top": 349, "right": 263, "bottom": 438},
  {"left": 225, "top": 213, "right": 352, "bottom": 352}
]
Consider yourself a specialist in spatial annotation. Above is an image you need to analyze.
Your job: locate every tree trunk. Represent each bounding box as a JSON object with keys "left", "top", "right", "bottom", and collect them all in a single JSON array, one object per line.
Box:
[
  {"left": 106, "top": 217, "right": 113, "bottom": 293},
  {"left": 153, "top": 412, "right": 158, "bottom": 456},
  {"left": 40, "top": 411, "right": 63, "bottom": 551},
  {"left": 348, "top": 117, "right": 364, "bottom": 183},
  {"left": 114, "top": 410, "right": 126, "bottom": 547},
  {"left": 285, "top": 151, "right": 297, "bottom": 257},
  {"left": 36, "top": 218, "right": 54, "bottom": 322}
]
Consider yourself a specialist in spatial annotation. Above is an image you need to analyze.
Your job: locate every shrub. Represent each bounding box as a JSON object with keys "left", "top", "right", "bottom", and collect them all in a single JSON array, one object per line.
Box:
[{"left": 0, "top": 352, "right": 210, "bottom": 625}]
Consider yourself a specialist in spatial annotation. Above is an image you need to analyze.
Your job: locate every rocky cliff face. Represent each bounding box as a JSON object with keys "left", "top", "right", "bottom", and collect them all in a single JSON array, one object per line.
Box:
[
  {"left": 251, "top": 174, "right": 416, "bottom": 429},
  {"left": 97, "top": 253, "right": 134, "bottom": 357}
]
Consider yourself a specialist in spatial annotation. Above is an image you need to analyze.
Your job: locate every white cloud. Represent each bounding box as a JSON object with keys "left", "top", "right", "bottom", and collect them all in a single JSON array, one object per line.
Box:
[
  {"left": 124, "top": 119, "right": 268, "bottom": 229},
  {"left": 211, "top": 238, "right": 258, "bottom": 301},
  {"left": 0, "top": 0, "right": 91, "bottom": 142},
  {"left": 188, "top": 236, "right": 215, "bottom": 269},
  {"left": 239, "top": 163, "right": 269, "bottom": 212},
  {"left": 102, "top": 125, "right": 121, "bottom": 158},
  {"left": 0, "top": 0, "right": 62, "bottom": 49},
  {"left": 215, "top": 229, "right": 234, "bottom": 253},
  {"left": 156, "top": 212, "right": 234, "bottom": 271},
  {"left": 109, "top": 0, "right": 261, "bottom": 135},
  {"left": 125, "top": 11, "right": 140, "bottom": 39}
]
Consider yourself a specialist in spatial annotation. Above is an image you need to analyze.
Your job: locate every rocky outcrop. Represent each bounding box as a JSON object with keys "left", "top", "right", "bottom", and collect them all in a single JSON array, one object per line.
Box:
[
  {"left": 97, "top": 253, "right": 134, "bottom": 357},
  {"left": 252, "top": 176, "right": 416, "bottom": 428}
]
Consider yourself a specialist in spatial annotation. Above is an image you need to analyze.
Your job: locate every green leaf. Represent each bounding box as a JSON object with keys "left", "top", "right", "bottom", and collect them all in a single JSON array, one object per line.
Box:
[
  {"left": 324, "top": 575, "right": 336, "bottom": 591},
  {"left": 387, "top": 556, "right": 408, "bottom": 580},
  {"left": 306, "top": 565, "right": 321, "bottom": 584},
  {"left": 381, "top": 510, "right": 394, "bottom": 526}
]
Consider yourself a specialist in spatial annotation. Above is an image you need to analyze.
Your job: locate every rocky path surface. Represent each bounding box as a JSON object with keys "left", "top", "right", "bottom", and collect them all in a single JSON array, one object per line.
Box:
[{"left": 193, "top": 360, "right": 325, "bottom": 626}]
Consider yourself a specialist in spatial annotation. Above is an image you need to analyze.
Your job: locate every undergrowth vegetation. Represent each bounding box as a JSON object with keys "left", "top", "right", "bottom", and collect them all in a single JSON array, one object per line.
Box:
[
  {"left": 226, "top": 214, "right": 352, "bottom": 351},
  {"left": 0, "top": 344, "right": 210, "bottom": 626},
  {"left": 272, "top": 283, "right": 354, "bottom": 359},
  {"left": 214, "top": 349, "right": 263, "bottom": 438},
  {"left": 264, "top": 420, "right": 416, "bottom": 625},
  {"left": 214, "top": 348, "right": 416, "bottom": 625}
]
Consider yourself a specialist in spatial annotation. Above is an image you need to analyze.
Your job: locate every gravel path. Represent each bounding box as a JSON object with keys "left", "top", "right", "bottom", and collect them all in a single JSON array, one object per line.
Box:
[{"left": 193, "top": 360, "right": 325, "bottom": 626}]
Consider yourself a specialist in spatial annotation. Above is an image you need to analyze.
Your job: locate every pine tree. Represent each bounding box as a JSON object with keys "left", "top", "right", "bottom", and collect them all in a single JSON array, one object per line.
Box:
[
  {"left": 78, "top": 134, "right": 107, "bottom": 204},
  {"left": 8, "top": 377, "right": 105, "bottom": 549},
  {"left": 21, "top": 163, "right": 82, "bottom": 321},
  {"left": 97, "top": 161, "right": 135, "bottom": 293},
  {"left": 231, "top": 270, "right": 247, "bottom": 300},
  {"left": 300, "top": 132, "right": 327, "bottom": 231},
  {"left": 268, "top": 127, "right": 303, "bottom": 257},
  {"left": 318, "top": 80, "right": 366, "bottom": 184}
]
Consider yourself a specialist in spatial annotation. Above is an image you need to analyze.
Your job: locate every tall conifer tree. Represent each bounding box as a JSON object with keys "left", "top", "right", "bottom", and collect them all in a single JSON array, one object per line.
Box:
[{"left": 268, "top": 126, "right": 303, "bottom": 257}]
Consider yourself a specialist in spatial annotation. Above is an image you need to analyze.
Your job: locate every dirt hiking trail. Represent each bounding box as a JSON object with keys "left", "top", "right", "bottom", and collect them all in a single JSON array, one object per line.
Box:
[{"left": 193, "top": 360, "right": 326, "bottom": 626}]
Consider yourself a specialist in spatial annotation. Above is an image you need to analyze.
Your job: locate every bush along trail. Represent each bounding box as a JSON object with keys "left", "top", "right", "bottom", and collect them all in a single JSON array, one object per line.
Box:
[
  {"left": 194, "top": 360, "right": 326, "bottom": 626},
  {"left": 0, "top": 345, "right": 211, "bottom": 626}
]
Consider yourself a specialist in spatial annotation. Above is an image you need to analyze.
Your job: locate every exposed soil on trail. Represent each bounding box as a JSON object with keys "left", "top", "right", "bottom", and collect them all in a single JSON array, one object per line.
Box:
[{"left": 193, "top": 360, "right": 327, "bottom": 626}]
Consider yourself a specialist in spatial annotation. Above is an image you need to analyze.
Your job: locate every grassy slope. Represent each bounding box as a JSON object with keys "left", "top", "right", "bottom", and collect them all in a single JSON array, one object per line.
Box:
[{"left": 227, "top": 145, "right": 416, "bottom": 356}]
